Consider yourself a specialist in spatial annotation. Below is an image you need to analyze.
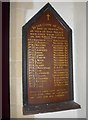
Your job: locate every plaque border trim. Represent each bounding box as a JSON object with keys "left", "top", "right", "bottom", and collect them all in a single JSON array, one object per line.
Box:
[{"left": 22, "top": 3, "right": 81, "bottom": 115}]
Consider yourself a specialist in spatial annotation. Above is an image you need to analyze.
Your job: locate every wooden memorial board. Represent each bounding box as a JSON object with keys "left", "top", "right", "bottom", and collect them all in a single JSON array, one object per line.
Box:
[{"left": 22, "top": 3, "right": 81, "bottom": 115}]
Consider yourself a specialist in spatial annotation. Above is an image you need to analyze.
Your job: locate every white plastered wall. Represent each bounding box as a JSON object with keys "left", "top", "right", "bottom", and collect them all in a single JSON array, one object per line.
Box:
[{"left": 10, "top": 2, "right": 86, "bottom": 118}]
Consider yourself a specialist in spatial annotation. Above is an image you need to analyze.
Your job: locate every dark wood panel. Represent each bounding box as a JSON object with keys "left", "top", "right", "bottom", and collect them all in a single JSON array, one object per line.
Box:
[
  {"left": 27, "top": 10, "right": 70, "bottom": 105},
  {"left": 22, "top": 3, "right": 81, "bottom": 115}
]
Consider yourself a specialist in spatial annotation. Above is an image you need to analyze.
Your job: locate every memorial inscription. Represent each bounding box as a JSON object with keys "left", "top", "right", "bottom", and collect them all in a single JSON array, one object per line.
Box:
[
  {"left": 28, "top": 22, "right": 69, "bottom": 104},
  {"left": 22, "top": 3, "right": 81, "bottom": 115}
]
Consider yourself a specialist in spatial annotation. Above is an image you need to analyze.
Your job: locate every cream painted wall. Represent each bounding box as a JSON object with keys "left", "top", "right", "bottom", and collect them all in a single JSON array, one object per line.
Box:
[
  {"left": 10, "top": 2, "right": 34, "bottom": 118},
  {"left": 10, "top": 2, "right": 86, "bottom": 118}
]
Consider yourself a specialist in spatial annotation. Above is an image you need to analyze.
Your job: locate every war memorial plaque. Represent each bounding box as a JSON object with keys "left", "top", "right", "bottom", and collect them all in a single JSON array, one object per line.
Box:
[{"left": 22, "top": 3, "right": 81, "bottom": 115}]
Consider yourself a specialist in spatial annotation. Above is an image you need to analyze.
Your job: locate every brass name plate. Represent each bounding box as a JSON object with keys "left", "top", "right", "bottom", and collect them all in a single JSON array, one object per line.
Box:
[{"left": 22, "top": 3, "right": 81, "bottom": 115}]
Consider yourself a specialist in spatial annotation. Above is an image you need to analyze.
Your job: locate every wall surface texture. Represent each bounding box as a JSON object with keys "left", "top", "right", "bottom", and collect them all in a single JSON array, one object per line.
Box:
[{"left": 10, "top": 2, "right": 86, "bottom": 118}]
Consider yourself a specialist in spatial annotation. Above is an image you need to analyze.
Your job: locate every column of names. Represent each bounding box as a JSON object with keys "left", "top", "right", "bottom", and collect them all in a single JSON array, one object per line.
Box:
[{"left": 27, "top": 23, "right": 69, "bottom": 103}]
